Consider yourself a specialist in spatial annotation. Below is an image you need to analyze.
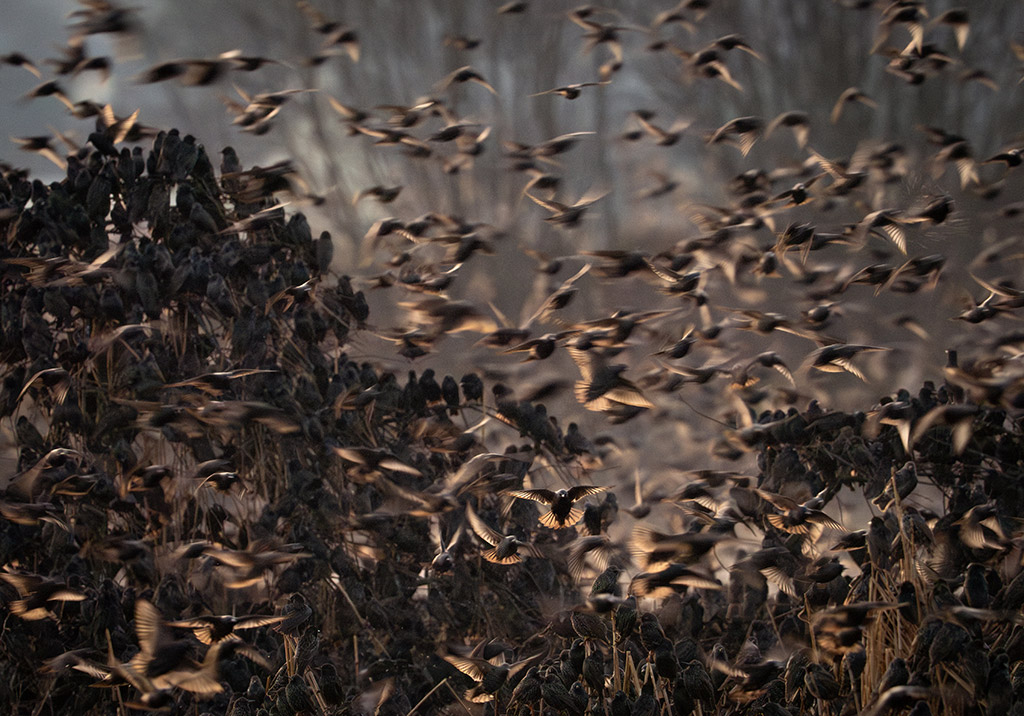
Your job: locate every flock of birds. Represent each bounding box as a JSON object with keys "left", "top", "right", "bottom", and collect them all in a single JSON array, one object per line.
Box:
[{"left": 2, "top": 1, "right": 1024, "bottom": 715}]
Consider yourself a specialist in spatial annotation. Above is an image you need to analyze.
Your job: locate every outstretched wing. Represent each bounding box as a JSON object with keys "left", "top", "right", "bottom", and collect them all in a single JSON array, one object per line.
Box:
[
  {"left": 566, "top": 485, "right": 607, "bottom": 502},
  {"left": 503, "top": 488, "right": 556, "bottom": 505},
  {"left": 465, "top": 503, "right": 503, "bottom": 547}
]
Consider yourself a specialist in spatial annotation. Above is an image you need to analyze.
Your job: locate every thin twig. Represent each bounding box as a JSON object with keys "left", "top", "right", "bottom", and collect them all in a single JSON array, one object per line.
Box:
[{"left": 406, "top": 676, "right": 449, "bottom": 716}]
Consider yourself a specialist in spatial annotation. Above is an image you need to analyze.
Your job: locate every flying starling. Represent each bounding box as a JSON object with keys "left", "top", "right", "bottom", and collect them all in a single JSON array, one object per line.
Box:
[
  {"left": 503, "top": 485, "right": 607, "bottom": 528},
  {"left": 465, "top": 502, "right": 543, "bottom": 564},
  {"left": 165, "top": 613, "right": 287, "bottom": 645}
]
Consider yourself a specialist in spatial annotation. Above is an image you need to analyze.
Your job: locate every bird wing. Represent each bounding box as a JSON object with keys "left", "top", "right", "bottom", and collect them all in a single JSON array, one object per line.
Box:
[
  {"left": 567, "top": 485, "right": 608, "bottom": 502},
  {"left": 524, "top": 191, "right": 567, "bottom": 214},
  {"left": 539, "top": 506, "right": 583, "bottom": 528},
  {"left": 809, "top": 512, "right": 845, "bottom": 532},
  {"left": 465, "top": 503, "right": 503, "bottom": 547},
  {"left": 133, "top": 599, "right": 166, "bottom": 659},
  {"left": 443, "top": 655, "right": 487, "bottom": 682},
  {"left": 602, "top": 384, "right": 654, "bottom": 408},
  {"left": 503, "top": 489, "right": 556, "bottom": 505},
  {"left": 482, "top": 547, "right": 522, "bottom": 565},
  {"left": 202, "top": 547, "right": 254, "bottom": 569},
  {"left": 236, "top": 614, "right": 288, "bottom": 630},
  {"left": 159, "top": 665, "right": 223, "bottom": 695},
  {"left": 754, "top": 489, "right": 799, "bottom": 510}
]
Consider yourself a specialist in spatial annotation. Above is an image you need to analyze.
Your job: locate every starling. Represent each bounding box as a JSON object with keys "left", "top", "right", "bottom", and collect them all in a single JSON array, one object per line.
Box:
[
  {"left": 803, "top": 343, "right": 890, "bottom": 382},
  {"left": 877, "top": 657, "right": 909, "bottom": 693},
  {"left": 568, "top": 346, "right": 652, "bottom": 413},
  {"left": 570, "top": 609, "right": 609, "bottom": 642},
  {"left": 679, "top": 659, "right": 716, "bottom": 709},
  {"left": 874, "top": 461, "right": 918, "bottom": 510},
  {"left": 707, "top": 116, "right": 764, "bottom": 156},
  {"left": 765, "top": 110, "right": 811, "bottom": 148},
  {"left": 165, "top": 613, "right": 287, "bottom": 645},
  {"left": 530, "top": 81, "right": 609, "bottom": 100},
  {"left": 864, "top": 686, "right": 933, "bottom": 716},
  {"left": 284, "top": 674, "right": 315, "bottom": 713},
  {"left": 630, "top": 525, "right": 724, "bottom": 567},
  {"left": 630, "top": 563, "right": 721, "bottom": 598},
  {"left": 609, "top": 689, "right": 631, "bottom": 716},
  {"left": 804, "top": 556, "right": 844, "bottom": 584},
  {"left": 293, "top": 627, "right": 321, "bottom": 674},
  {"left": 803, "top": 662, "right": 841, "bottom": 700},
  {"left": 632, "top": 680, "right": 657, "bottom": 716},
  {"left": 930, "top": 8, "right": 970, "bottom": 50},
  {"left": 754, "top": 488, "right": 844, "bottom": 535},
  {"left": 986, "top": 652, "right": 1012, "bottom": 715},
  {"left": 245, "top": 674, "right": 266, "bottom": 703},
  {"left": 540, "top": 669, "right": 579, "bottom": 713},
  {"left": 867, "top": 516, "right": 895, "bottom": 569},
  {"left": 443, "top": 653, "right": 534, "bottom": 703},
  {"left": 955, "top": 503, "right": 1008, "bottom": 551},
  {"left": 614, "top": 596, "right": 639, "bottom": 640},
  {"left": 429, "top": 516, "right": 463, "bottom": 574},
  {"left": 274, "top": 593, "right": 313, "bottom": 637},
  {"left": 898, "top": 581, "right": 920, "bottom": 624},
  {"left": 783, "top": 651, "right": 809, "bottom": 702},
  {"left": 438, "top": 65, "right": 497, "bottom": 94},
  {"left": 582, "top": 649, "right": 604, "bottom": 692},
  {"left": 460, "top": 373, "right": 484, "bottom": 402},
  {"left": 509, "top": 666, "right": 542, "bottom": 710},
  {"left": 0, "top": 572, "right": 86, "bottom": 621},
  {"left": 639, "top": 612, "right": 668, "bottom": 652},
  {"left": 963, "top": 563, "right": 991, "bottom": 609},
  {"left": 525, "top": 188, "right": 608, "bottom": 228},
  {"left": 653, "top": 644, "right": 678, "bottom": 682},
  {"left": 465, "top": 502, "right": 543, "bottom": 564},
  {"left": 201, "top": 541, "right": 312, "bottom": 589},
  {"left": 502, "top": 485, "right": 606, "bottom": 528},
  {"left": 928, "top": 621, "right": 970, "bottom": 665},
  {"left": 128, "top": 599, "right": 194, "bottom": 680},
  {"left": 319, "top": 662, "right": 345, "bottom": 705},
  {"left": 589, "top": 564, "right": 623, "bottom": 598}
]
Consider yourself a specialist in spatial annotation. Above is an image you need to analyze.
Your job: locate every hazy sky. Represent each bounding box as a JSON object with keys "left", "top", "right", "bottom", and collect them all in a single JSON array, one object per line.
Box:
[
  {"left": 0, "top": 1, "right": 282, "bottom": 179},
  {"left": 1, "top": 2, "right": 78, "bottom": 178}
]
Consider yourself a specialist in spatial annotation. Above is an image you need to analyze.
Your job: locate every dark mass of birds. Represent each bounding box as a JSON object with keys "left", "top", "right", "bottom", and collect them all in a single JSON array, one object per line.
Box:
[{"left": 3, "top": 1, "right": 1024, "bottom": 716}]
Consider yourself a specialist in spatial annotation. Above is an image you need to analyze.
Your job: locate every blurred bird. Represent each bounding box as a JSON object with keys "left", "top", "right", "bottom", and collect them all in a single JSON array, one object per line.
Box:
[
  {"left": 707, "top": 116, "right": 763, "bottom": 156},
  {"left": 803, "top": 342, "right": 890, "bottom": 381},
  {"left": 165, "top": 613, "right": 287, "bottom": 645},
  {"left": 465, "top": 502, "right": 543, "bottom": 564},
  {"left": 437, "top": 65, "right": 497, "bottom": 94},
  {"left": 0, "top": 572, "right": 86, "bottom": 621},
  {"left": 525, "top": 187, "right": 608, "bottom": 228},
  {"left": 831, "top": 86, "right": 877, "bottom": 123},
  {"left": 531, "top": 81, "right": 609, "bottom": 99},
  {"left": 569, "top": 346, "right": 653, "bottom": 413}
]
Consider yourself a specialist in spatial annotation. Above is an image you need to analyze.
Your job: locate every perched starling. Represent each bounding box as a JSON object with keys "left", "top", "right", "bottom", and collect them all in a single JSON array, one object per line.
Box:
[
  {"left": 509, "top": 666, "right": 542, "bottom": 710},
  {"left": 274, "top": 593, "right": 313, "bottom": 637},
  {"left": 803, "top": 662, "right": 841, "bottom": 700},
  {"left": 963, "top": 563, "right": 991, "bottom": 609},
  {"left": 874, "top": 461, "right": 919, "bottom": 510},
  {"left": 589, "top": 564, "right": 623, "bottom": 598},
  {"left": 570, "top": 609, "right": 609, "bottom": 642},
  {"left": 283, "top": 674, "right": 315, "bottom": 713}
]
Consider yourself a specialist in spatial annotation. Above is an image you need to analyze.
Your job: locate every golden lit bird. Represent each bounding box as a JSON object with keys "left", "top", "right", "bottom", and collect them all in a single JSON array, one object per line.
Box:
[{"left": 503, "top": 485, "right": 607, "bottom": 528}]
